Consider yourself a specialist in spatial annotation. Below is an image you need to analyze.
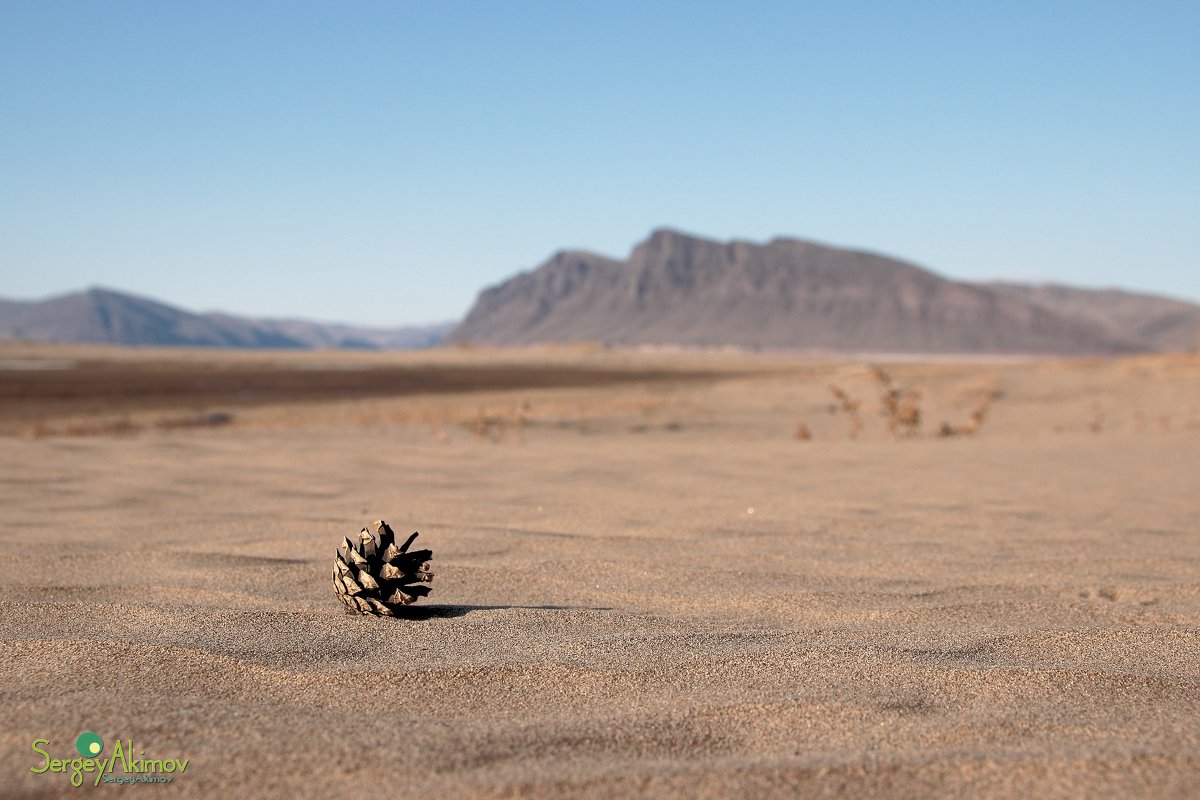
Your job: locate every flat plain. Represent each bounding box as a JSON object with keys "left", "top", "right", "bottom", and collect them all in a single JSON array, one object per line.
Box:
[{"left": 1, "top": 343, "right": 1198, "bottom": 798}]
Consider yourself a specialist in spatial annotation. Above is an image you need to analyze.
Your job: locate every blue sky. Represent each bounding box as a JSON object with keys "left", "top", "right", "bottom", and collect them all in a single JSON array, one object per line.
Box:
[{"left": 2, "top": 1, "right": 1197, "bottom": 325}]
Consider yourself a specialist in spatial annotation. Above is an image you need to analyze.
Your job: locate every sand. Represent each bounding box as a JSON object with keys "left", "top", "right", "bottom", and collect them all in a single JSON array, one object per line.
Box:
[{"left": 2, "top": 345, "right": 1198, "bottom": 797}]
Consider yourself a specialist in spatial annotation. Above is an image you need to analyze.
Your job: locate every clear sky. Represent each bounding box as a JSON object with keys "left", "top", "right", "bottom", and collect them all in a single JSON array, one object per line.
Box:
[{"left": 2, "top": 1, "right": 1197, "bottom": 325}]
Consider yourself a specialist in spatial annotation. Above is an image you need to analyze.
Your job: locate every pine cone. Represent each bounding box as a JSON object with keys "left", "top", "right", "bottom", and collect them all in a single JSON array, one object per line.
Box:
[{"left": 333, "top": 520, "right": 433, "bottom": 615}]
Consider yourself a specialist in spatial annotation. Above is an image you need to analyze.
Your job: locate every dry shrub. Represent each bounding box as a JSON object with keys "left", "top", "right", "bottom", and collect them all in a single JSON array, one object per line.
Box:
[
  {"left": 871, "top": 367, "right": 922, "bottom": 438},
  {"left": 465, "top": 401, "right": 533, "bottom": 443},
  {"left": 828, "top": 384, "right": 863, "bottom": 440},
  {"left": 470, "top": 408, "right": 492, "bottom": 441},
  {"left": 938, "top": 389, "right": 998, "bottom": 438}
]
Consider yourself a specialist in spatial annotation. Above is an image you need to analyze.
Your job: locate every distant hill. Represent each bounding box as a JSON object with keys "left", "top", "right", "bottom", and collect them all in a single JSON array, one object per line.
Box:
[
  {"left": 11, "top": 239, "right": 1198, "bottom": 355},
  {"left": 0, "top": 287, "right": 452, "bottom": 349},
  {"left": 985, "top": 282, "right": 1200, "bottom": 353},
  {"left": 448, "top": 228, "right": 1188, "bottom": 355}
]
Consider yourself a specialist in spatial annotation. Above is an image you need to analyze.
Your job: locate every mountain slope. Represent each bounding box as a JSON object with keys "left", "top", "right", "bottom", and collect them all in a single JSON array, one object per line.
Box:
[
  {"left": 0, "top": 287, "right": 451, "bottom": 349},
  {"left": 986, "top": 282, "right": 1200, "bottom": 352},
  {"left": 449, "top": 229, "right": 1145, "bottom": 355}
]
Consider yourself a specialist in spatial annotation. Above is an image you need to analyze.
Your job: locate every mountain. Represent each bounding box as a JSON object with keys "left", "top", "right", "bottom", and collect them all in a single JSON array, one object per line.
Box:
[
  {"left": 448, "top": 229, "right": 1169, "bottom": 355},
  {"left": 0, "top": 287, "right": 452, "bottom": 349},
  {"left": 985, "top": 282, "right": 1200, "bottom": 353}
]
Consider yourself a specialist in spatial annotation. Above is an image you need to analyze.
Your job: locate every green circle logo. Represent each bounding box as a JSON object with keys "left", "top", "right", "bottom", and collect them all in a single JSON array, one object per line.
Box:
[{"left": 76, "top": 732, "right": 103, "bottom": 757}]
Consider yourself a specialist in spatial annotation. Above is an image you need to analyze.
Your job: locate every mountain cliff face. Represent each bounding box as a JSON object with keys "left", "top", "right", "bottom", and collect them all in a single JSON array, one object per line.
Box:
[
  {"left": 448, "top": 229, "right": 1153, "bottom": 355},
  {"left": 0, "top": 287, "right": 451, "bottom": 349}
]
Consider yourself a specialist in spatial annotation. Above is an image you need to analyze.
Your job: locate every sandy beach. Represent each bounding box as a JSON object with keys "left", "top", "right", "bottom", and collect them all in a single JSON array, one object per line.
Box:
[{"left": 2, "top": 345, "right": 1198, "bottom": 798}]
